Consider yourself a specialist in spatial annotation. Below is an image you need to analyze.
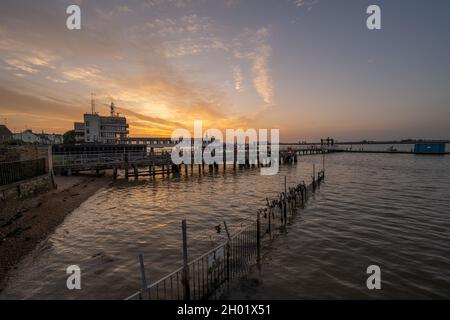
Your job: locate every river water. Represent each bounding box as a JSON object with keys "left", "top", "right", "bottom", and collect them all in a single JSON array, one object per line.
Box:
[{"left": 1, "top": 147, "right": 450, "bottom": 299}]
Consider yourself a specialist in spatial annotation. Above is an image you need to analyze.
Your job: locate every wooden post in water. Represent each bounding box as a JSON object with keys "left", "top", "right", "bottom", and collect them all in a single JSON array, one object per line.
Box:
[
  {"left": 322, "top": 152, "right": 325, "bottom": 180},
  {"left": 223, "top": 220, "right": 231, "bottom": 289},
  {"left": 139, "top": 253, "right": 148, "bottom": 300},
  {"left": 313, "top": 164, "right": 316, "bottom": 192},
  {"left": 223, "top": 221, "right": 231, "bottom": 241},
  {"left": 181, "top": 219, "right": 190, "bottom": 300},
  {"left": 268, "top": 207, "right": 272, "bottom": 239},
  {"left": 256, "top": 210, "right": 261, "bottom": 270}
]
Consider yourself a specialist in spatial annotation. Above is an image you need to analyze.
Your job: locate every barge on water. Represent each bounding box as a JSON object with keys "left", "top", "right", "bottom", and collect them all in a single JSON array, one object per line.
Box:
[{"left": 414, "top": 143, "right": 446, "bottom": 155}]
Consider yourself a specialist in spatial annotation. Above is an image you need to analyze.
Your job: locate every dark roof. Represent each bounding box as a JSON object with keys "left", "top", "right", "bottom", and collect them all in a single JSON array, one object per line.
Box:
[{"left": 0, "top": 125, "right": 12, "bottom": 137}]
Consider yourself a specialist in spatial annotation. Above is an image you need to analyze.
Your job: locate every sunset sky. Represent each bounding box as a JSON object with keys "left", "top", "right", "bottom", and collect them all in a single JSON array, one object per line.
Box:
[{"left": 0, "top": 0, "right": 449, "bottom": 141}]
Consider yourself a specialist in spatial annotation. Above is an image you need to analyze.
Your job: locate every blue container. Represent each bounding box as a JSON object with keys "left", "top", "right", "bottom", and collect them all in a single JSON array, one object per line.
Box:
[{"left": 414, "top": 143, "right": 446, "bottom": 154}]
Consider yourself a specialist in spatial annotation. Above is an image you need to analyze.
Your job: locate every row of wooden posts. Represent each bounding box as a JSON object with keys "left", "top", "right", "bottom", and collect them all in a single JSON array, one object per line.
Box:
[
  {"left": 116, "top": 161, "right": 275, "bottom": 180},
  {"left": 114, "top": 149, "right": 328, "bottom": 180}
]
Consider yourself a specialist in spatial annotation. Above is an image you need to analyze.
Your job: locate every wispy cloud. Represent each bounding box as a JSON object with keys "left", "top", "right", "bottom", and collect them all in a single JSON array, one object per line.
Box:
[
  {"left": 252, "top": 43, "right": 273, "bottom": 104},
  {"left": 250, "top": 28, "right": 274, "bottom": 105},
  {"left": 232, "top": 65, "right": 244, "bottom": 92},
  {"left": 293, "top": 0, "right": 319, "bottom": 10},
  {"left": 63, "top": 67, "right": 102, "bottom": 81},
  {"left": 95, "top": 4, "right": 133, "bottom": 21}
]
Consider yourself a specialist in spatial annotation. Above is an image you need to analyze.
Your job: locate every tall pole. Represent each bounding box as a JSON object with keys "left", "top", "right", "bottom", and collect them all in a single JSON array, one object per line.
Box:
[
  {"left": 257, "top": 211, "right": 261, "bottom": 271},
  {"left": 182, "top": 219, "right": 190, "bottom": 300},
  {"left": 139, "top": 254, "right": 148, "bottom": 300}
]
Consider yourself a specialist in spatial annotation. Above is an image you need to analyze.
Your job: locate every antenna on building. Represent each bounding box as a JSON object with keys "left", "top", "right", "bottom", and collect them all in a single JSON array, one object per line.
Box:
[
  {"left": 91, "top": 92, "right": 96, "bottom": 114},
  {"left": 110, "top": 101, "right": 116, "bottom": 117}
]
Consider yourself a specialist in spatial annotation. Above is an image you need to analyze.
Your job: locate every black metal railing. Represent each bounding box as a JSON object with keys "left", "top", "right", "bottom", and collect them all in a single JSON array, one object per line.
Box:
[
  {"left": 0, "top": 158, "right": 47, "bottom": 186},
  {"left": 126, "top": 168, "right": 325, "bottom": 301}
]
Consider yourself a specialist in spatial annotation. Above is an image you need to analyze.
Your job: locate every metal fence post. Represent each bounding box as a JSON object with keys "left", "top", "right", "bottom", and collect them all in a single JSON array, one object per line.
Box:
[
  {"left": 182, "top": 219, "right": 191, "bottom": 300},
  {"left": 257, "top": 211, "right": 261, "bottom": 270},
  {"left": 139, "top": 253, "right": 148, "bottom": 300},
  {"left": 223, "top": 221, "right": 231, "bottom": 288}
]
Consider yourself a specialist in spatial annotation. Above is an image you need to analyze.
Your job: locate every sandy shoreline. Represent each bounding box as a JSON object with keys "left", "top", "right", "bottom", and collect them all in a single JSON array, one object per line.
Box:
[{"left": 0, "top": 175, "right": 112, "bottom": 292}]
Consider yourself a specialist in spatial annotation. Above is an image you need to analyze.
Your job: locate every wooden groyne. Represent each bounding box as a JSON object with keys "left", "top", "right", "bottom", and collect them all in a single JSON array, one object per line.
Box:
[{"left": 125, "top": 166, "right": 326, "bottom": 300}]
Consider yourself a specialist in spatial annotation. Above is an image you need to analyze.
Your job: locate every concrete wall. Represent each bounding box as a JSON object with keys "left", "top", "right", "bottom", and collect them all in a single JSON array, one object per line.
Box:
[
  {"left": 1, "top": 145, "right": 54, "bottom": 212},
  {"left": 0, "top": 145, "right": 49, "bottom": 162},
  {"left": 0, "top": 174, "right": 53, "bottom": 209}
]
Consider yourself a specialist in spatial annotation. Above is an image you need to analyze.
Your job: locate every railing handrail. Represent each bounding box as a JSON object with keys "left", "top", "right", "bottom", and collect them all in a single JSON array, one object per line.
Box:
[{"left": 0, "top": 157, "right": 46, "bottom": 165}]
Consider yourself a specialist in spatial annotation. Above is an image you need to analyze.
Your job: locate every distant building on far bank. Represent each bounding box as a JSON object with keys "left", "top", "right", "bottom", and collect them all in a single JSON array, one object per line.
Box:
[
  {"left": 12, "top": 130, "right": 63, "bottom": 145},
  {"left": 0, "top": 125, "right": 13, "bottom": 143},
  {"left": 74, "top": 102, "right": 129, "bottom": 144}
]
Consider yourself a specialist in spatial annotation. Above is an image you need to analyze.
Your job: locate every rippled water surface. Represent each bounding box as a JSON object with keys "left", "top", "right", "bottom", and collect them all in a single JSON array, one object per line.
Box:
[{"left": 1, "top": 152, "right": 450, "bottom": 299}]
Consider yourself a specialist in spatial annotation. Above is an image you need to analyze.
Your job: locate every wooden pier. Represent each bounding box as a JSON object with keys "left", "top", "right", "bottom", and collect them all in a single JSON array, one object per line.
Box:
[{"left": 52, "top": 145, "right": 330, "bottom": 180}]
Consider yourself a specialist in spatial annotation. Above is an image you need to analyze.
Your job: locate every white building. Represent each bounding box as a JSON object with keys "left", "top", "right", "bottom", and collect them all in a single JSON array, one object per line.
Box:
[
  {"left": 13, "top": 130, "right": 62, "bottom": 144},
  {"left": 13, "top": 130, "right": 40, "bottom": 144},
  {"left": 74, "top": 103, "right": 129, "bottom": 144},
  {"left": 38, "top": 133, "right": 63, "bottom": 145}
]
